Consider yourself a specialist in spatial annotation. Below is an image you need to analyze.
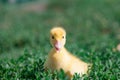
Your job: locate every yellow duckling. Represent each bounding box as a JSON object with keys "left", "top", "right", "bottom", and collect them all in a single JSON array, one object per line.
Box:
[{"left": 44, "top": 27, "right": 91, "bottom": 78}]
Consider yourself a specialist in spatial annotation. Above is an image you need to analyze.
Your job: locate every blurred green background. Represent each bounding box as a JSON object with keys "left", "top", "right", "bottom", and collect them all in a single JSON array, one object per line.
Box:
[
  {"left": 0, "top": 0, "right": 120, "bottom": 59},
  {"left": 0, "top": 0, "right": 120, "bottom": 79}
]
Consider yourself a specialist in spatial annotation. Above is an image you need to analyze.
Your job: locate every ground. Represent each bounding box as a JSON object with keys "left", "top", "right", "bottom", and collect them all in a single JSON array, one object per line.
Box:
[{"left": 0, "top": 0, "right": 120, "bottom": 79}]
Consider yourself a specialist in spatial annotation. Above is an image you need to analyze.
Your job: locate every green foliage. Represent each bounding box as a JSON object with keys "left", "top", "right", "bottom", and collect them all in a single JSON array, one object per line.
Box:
[
  {"left": 0, "top": 0, "right": 120, "bottom": 79},
  {"left": 0, "top": 50, "right": 44, "bottom": 79}
]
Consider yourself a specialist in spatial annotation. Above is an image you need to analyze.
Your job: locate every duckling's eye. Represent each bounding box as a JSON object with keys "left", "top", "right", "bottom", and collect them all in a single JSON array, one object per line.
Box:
[
  {"left": 52, "top": 36, "right": 54, "bottom": 39},
  {"left": 62, "top": 36, "right": 64, "bottom": 39}
]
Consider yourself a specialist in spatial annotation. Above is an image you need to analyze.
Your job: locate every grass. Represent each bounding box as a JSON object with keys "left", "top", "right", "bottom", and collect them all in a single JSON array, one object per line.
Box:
[{"left": 0, "top": 0, "right": 120, "bottom": 79}]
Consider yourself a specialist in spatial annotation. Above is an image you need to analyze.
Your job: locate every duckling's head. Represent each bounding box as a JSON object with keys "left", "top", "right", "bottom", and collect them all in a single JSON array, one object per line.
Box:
[{"left": 50, "top": 27, "right": 66, "bottom": 51}]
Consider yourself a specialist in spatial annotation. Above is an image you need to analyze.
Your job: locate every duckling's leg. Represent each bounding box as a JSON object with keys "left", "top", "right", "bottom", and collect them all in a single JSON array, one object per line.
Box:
[{"left": 66, "top": 71, "right": 73, "bottom": 80}]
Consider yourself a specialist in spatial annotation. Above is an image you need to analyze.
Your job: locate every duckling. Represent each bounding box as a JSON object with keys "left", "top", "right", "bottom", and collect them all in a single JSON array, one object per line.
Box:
[{"left": 44, "top": 27, "right": 91, "bottom": 78}]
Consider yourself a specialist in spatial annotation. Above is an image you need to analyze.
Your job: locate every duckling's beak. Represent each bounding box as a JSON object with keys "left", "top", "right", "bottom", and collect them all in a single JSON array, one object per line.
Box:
[{"left": 55, "top": 42, "right": 62, "bottom": 51}]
